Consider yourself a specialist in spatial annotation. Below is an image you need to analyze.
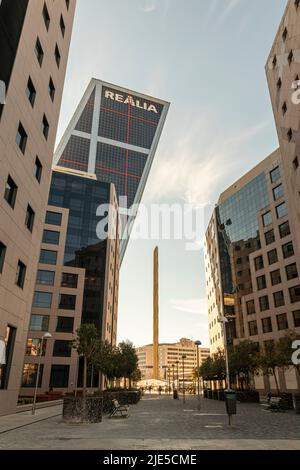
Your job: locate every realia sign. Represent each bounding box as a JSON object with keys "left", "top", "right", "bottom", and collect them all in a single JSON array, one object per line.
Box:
[{"left": 104, "top": 89, "right": 158, "bottom": 114}]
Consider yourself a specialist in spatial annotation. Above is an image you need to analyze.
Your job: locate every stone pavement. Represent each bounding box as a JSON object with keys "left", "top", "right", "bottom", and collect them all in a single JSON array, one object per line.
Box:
[{"left": 0, "top": 395, "right": 299, "bottom": 450}]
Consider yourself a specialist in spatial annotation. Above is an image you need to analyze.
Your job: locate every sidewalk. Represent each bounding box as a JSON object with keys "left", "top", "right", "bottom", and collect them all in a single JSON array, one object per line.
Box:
[{"left": 0, "top": 404, "right": 62, "bottom": 435}]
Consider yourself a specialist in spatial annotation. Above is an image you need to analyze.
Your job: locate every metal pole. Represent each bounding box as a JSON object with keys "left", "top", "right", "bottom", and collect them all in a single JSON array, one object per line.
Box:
[
  {"left": 168, "top": 368, "right": 171, "bottom": 395},
  {"left": 32, "top": 337, "right": 44, "bottom": 415},
  {"left": 172, "top": 365, "right": 175, "bottom": 391},
  {"left": 223, "top": 321, "right": 230, "bottom": 390},
  {"left": 176, "top": 361, "right": 179, "bottom": 394},
  {"left": 182, "top": 357, "right": 185, "bottom": 404},
  {"left": 196, "top": 345, "right": 200, "bottom": 410}
]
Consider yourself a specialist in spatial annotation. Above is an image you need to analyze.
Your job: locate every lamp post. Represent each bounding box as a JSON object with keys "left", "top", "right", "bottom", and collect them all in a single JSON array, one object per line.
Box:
[
  {"left": 195, "top": 340, "right": 202, "bottom": 411},
  {"left": 167, "top": 367, "right": 171, "bottom": 395},
  {"left": 176, "top": 360, "right": 179, "bottom": 395},
  {"left": 32, "top": 332, "right": 52, "bottom": 415},
  {"left": 218, "top": 316, "right": 230, "bottom": 390},
  {"left": 182, "top": 355, "right": 186, "bottom": 404},
  {"left": 172, "top": 364, "right": 175, "bottom": 391}
]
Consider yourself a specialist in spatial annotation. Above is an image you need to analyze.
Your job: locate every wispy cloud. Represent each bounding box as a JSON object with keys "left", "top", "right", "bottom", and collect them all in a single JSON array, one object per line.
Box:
[
  {"left": 140, "top": 0, "right": 157, "bottom": 13},
  {"left": 169, "top": 298, "right": 208, "bottom": 317}
]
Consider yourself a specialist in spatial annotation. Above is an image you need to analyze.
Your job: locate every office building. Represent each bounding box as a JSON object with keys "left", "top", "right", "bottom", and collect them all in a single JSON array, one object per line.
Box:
[{"left": 0, "top": 0, "right": 76, "bottom": 415}]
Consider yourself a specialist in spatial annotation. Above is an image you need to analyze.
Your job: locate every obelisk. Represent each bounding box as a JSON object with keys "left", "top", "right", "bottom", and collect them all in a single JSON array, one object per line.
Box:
[{"left": 153, "top": 247, "right": 159, "bottom": 380}]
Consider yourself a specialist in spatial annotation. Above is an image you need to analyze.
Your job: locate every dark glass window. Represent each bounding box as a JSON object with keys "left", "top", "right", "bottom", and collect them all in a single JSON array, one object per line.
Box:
[
  {"left": 246, "top": 300, "right": 255, "bottom": 315},
  {"left": 50, "top": 365, "right": 69, "bottom": 388},
  {"left": 29, "top": 315, "right": 49, "bottom": 331},
  {"left": 293, "top": 310, "right": 300, "bottom": 328},
  {"left": 0, "top": 326, "right": 17, "bottom": 390},
  {"left": 293, "top": 156, "right": 299, "bottom": 170},
  {"left": 36, "top": 270, "right": 55, "bottom": 286},
  {"left": 273, "top": 291, "right": 285, "bottom": 308},
  {"left": 66, "top": 0, "right": 70, "bottom": 10},
  {"left": 257, "top": 275, "right": 267, "bottom": 291},
  {"left": 42, "top": 230, "right": 60, "bottom": 245},
  {"left": 35, "top": 37, "right": 44, "bottom": 66},
  {"left": 55, "top": 44, "right": 61, "bottom": 67},
  {"left": 49, "top": 77, "right": 55, "bottom": 101},
  {"left": 39, "top": 249, "right": 57, "bottom": 265},
  {"left": 60, "top": 15, "right": 66, "bottom": 37},
  {"left": 61, "top": 273, "right": 78, "bottom": 288},
  {"left": 263, "top": 211, "right": 272, "bottom": 227},
  {"left": 34, "top": 157, "right": 43, "bottom": 183},
  {"left": 259, "top": 296, "right": 270, "bottom": 312},
  {"left": 59, "top": 294, "right": 76, "bottom": 310},
  {"left": 45, "top": 211, "right": 62, "bottom": 226},
  {"left": 4, "top": 175, "right": 18, "bottom": 209},
  {"left": 26, "top": 77, "right": 36, "bottom": 107},
  {"left": 0, "top": 242, "right": 7, "bottom": 273},
  {"left": 265, "top": 229, "right": 275, "bottom": 245},
  {"left": 53, "top": 340, "right": 72, "bottom": 357},
  {"left": 248, "top": 321, "right": 258, "bottom": 336},
  {"left": 277, "top": 313, "right": 288, "bottom": 331},
  {"left": 262, "top": 317, "right": 273, "bottom": 334},
  {"left": 270, "top": 167, "right": 281, "bottom": 183},
  {"left": 26, "top": 338, "right": 45, "bottom": 356},
  {"left": 268, "top": 249, "right": 278, "bottom": 265},
  {"left": 15, "top": 260, "right": 26, "bottom": 289},
  {"left": 254, "top": 256, "right": 264, "bottom": 271},
  {"left": 56, "top": 316, "right": 74, "bottom": 333},
  {"left": 289, "top": 285, "right": 300, "bottom": 304},
  {"left": 270, "top": 269, "right": 282, "bottom": 286},
  {"left": 42, "top": 2, "right": 50, "bottom": 30},
  {"left": 25, "top": 204, "right": 35, "bottom": 232},
  {"left": 33, "top": 291, "right": 52, "bottom": 308},
  {"left": 279, "top": 221, "right": 291, "bottom": 239},
  {"left": 22, "top": 364, "right": 43, "bottom": 388},
  {"left": 286, "top": 263, "right": 298, "bottom": 281},
  {"left": 282, "top": 242, "right": 294, "bottom": 259},
  {"left": 16, "top": 122, "right": 27, "bottom": 154},
  {"left": 276, "top": 202, "right": 288, "bottom": 219},
  {"left": 42, "top": 114, "right": 49, "bottom": 140},
  {"left": 273, "top": 185, "right": 284, "bottom": 201}
]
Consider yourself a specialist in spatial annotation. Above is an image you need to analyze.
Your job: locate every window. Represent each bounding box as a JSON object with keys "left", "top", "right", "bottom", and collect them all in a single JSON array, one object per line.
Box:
[
  {"left": 0, "top": 242, "right": 6, "bottom": 273},
  {"left": 288, "top": 50, "right": 294, "bottom": 65},
  {"left": 282, "top": 242, "right": 294, "bottom": 259},
  {"left": 288, "top": 128, "right": 293, "bottom": 141},
  {"left": 289, "top": 285, "right": 300, "bottom": 304},
  {"left": 25, "top": 204, "right": 35, "bottom": 232},
  {"left": 296, "top": 0, "right": 300, "bottom": 10},
  {"left": 263, "top": 211, "right": 272, "bottom": 227},
  {"left": 42, "top": 114, "right": 49, "bottom": 140},
  {"left": 35, "top": 37, "right": 44, "bottom": 66},
  {"left": 277, "top": 313, "right": 288, "bottom": 331},
  {"left": 26, "top": 77, "right": 36, "bottom": 107},
  {"left": 26, "top": 338, "right": 45, "bottom": 356},
  {"left": 286, "top": 263, "right": 298, "bottom": 281},
  {"left": 34, "top": 157, "right": 43, "bottom": 183},
  {"left": 53, "top": 340, "right": 72, "bottom": 357},
  {"left": 282, "top": 27, "right": 288, "bottom": 41},
  {"left": 16, "top": 122, "right": 27, "bottom": 154},
  {"left": 293, "top": 156, "right": 299, "bottom": 170},
  {"left": 50, "top": 365, "right": 69, "bottom": 388},
  {"left": 268, "top": 249, "right": 278, "bottom": 265},
  {"left": 273, "top": 291, "right": 285, "bottom": 308},
  {"left": 42, "top": 230, "right": 60, "bottom": 245},
  {"left": 277, "top": 77, "right": 282, "bottom": 90},
  {"left": 293, "top": 310, "right": 300, "bottom": 328},
  {"left": 262, "top": 317, "right": 273, "bottom": 334},
  {"left": 61, "top": 273, "right": 78, "bottom": 288},
  {"left": 248, "top": 321, "right": 258, "bottom": 336},
  {"left": 257, "top": 275, "right": 267, "bottom": 291},
  {"left": 246, "top": 300, "right": 255, "bottom": 315},
  {"left": 254, "top": 256, "right": 264, "bottom": 271},
  {"left": 16, "top": 260, "right": 26, "bottom": 289},
  {"left": 29, "top": 315, "right": 49, "bottom": 331},
  {"left": 276, "top": 202, "right": 288, "bottom": 219},
  {"left": 49, "top": 77, "right": 55, "bottom": 101},
  {"left": 4, "top": 175, "right": 18, "bottom": 209},
  {"left": 270, "top": 269, "right": 282, "bottom": 286},
  {"left": 60, "top": 15, "right": 66, "bottom": 36},
  {"left": 42, "top": 3, "right": 50, "bottom": 30},
  {"left": 273, "top": 185, "right": 284, "bottom": 201},
  {"left": 282, "top": 102, "right": 287, "bottom": 115},
  {"left": 279, "top": 221, "right": 291, "bottom": 239},
  {"left": 236, "top": 258, "right": 242, "bottom": 265},
  {"left": 0, "top": 325, "right": 17, "bottom": 390},
  {"left": 56, "top": 316, "right": 74, "bottom": 333},
  {"left": 39, "top": 249, "right": 57, "bottom": 265},
  {"left": 265, "top": 229, "right": 275, "bottom": 245},
  {"left": 272, "top": 55, "right": 277, "bottom": 68},
  {"left": 270, "top": 167, "right": 280, "bottom": 183},
  {"left": 59, "top": 294, "right": 76, "bottom": 310},
  {"left": 22, "top": 364, "right": 43, "bottom": 388},
  {"left": 36, "top": 270, "right": 55, "bottom": 286},
  {"left": 33, "top": 291, "right": 52, "bottom": 308},
  {"left": 65, "top": 0, "right": 70, "bottom": 10},
  {"left": 55, "top": 44, "right": 61, "bottom": 67},
  {"left": 45, "top": 211, "right": 62, "bottom": 226}
]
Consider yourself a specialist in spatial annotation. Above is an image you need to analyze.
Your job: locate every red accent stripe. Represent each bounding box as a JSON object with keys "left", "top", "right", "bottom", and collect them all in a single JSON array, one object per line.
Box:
[
  {"left": 124, "top": 101, "right": 131, "bottom": 197},
  {"left": 60, "top": 158, "right": 88, "bottom": 168},
  {"left": 95, "top": 164, "right": 140, "bottom": 180},
  {"left": 100, "top": 105, "right": 159, "bottom": 126}
]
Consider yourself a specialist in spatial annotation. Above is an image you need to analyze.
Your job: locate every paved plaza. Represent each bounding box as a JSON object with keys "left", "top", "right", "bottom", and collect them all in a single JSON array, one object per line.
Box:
[{"left": 0, "top": 395, "right": 299, "bottom": 450}]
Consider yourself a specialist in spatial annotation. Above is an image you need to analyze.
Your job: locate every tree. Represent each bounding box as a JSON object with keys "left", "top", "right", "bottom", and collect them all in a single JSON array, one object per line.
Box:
[
  {"left": 72, "top": 324, "right": 100, "bottom": 397},
  {"left": 118, "top": 341, "right": 139, "bottom": 389},
  {"left": 277, "top": 331, "right": 300, "bottom": 391},
  {"left": 259, "top": 341, "right": 284, "bottom": 395},
  {"left": 229, "top": 340, "right": 260, "bottom": 390}
]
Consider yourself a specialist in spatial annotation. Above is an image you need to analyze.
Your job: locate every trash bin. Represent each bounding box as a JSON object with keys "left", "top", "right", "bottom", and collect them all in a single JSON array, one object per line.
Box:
[
  {"left": 173, "top": 389, "right": 179, "bottom": 400},
  {"left": 225, "top": 390, "right": 237, "bottom": 416}
]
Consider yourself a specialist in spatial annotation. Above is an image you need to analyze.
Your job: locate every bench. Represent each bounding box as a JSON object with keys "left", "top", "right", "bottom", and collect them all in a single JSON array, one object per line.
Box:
[
  {"left": 269, "top": 397, "right": 285, "bottom": 412},
  {"left": 109, "top": 399, "right": 129, "bottom": 419}
]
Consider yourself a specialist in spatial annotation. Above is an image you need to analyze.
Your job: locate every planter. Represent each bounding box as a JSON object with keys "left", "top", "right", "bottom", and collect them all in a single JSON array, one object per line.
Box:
[
  {"left": 293, "top": 394, "right": 300, "bottom": 414},
  {"left": 236, "top": 390, "right": 260, "bottom": 403},
  {"left": 63, "top": 396, "right": 103, "bottom": 424}
]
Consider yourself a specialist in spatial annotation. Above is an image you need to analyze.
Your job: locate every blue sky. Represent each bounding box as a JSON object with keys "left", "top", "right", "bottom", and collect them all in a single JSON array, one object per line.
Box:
[{"left": 56, "top": 0, "right": 287, "bottom": 348}]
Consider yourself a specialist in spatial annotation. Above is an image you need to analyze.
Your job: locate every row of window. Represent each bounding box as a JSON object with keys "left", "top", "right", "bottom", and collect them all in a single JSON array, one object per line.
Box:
[
  {"left": 4, "top": 175, "right": 36, "bottom": 231},
  {"left": 0, "top": 242, "right": 27, "bottom": 289},
  {"left": 264, "top": 221, "right": 290, "bottom": 246},
  {"left": 22, "top": 364, "right": 70, "bottom": 388},
  {"left": 37, "top": 270, "right": 78, "bottom": 288},
  {"left": 262, "top": 202, "right": 287, "bottom": 227},
  {"left": 255, "top": 241, "right": 294, "bottom": 274},
  {"left": 248, "top": 310, "right": 300, "bottom": 336},
  {"left": 255, "top": 261, "right": 298, "bottom": 290},
  {"left": 32, "top": 292, "right": 77, "bottom": 310},
  {"left": 26, "top": 338, "right": 72, "bottom": 357},
  {"left": 247, "top": 284, "right": 300, "bottom": 314},
  {"left": 42, "top": 2, "right": 66, "bottom": 37}
]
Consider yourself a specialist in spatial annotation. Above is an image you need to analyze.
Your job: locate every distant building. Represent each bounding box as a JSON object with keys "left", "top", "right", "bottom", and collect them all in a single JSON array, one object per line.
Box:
[{"left": 136, "top": 339, "right": 210, "bottom": 383}]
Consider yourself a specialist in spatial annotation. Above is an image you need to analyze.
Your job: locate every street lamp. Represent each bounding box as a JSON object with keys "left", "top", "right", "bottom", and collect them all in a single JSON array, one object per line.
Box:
[
  {"left": 32, "top": 332, "right": 52, "bottom": 415},
  {"left": 176, "top": 360, "right": 179, "bottom": 395},
  {"left": 218, "top": 316, "right": 230, "bottom": 390},
  {"left": 172, "top": 364, "right": 175, "bottom": 391},
  {"left": 195, "top": 340, "right": 202, "bottom": 411},
  {"left": 167, "top": 367, "right": 171, "bottom": 395},
  {"left": 182, "top": 354, "right": 186, "bottom": 404}
]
